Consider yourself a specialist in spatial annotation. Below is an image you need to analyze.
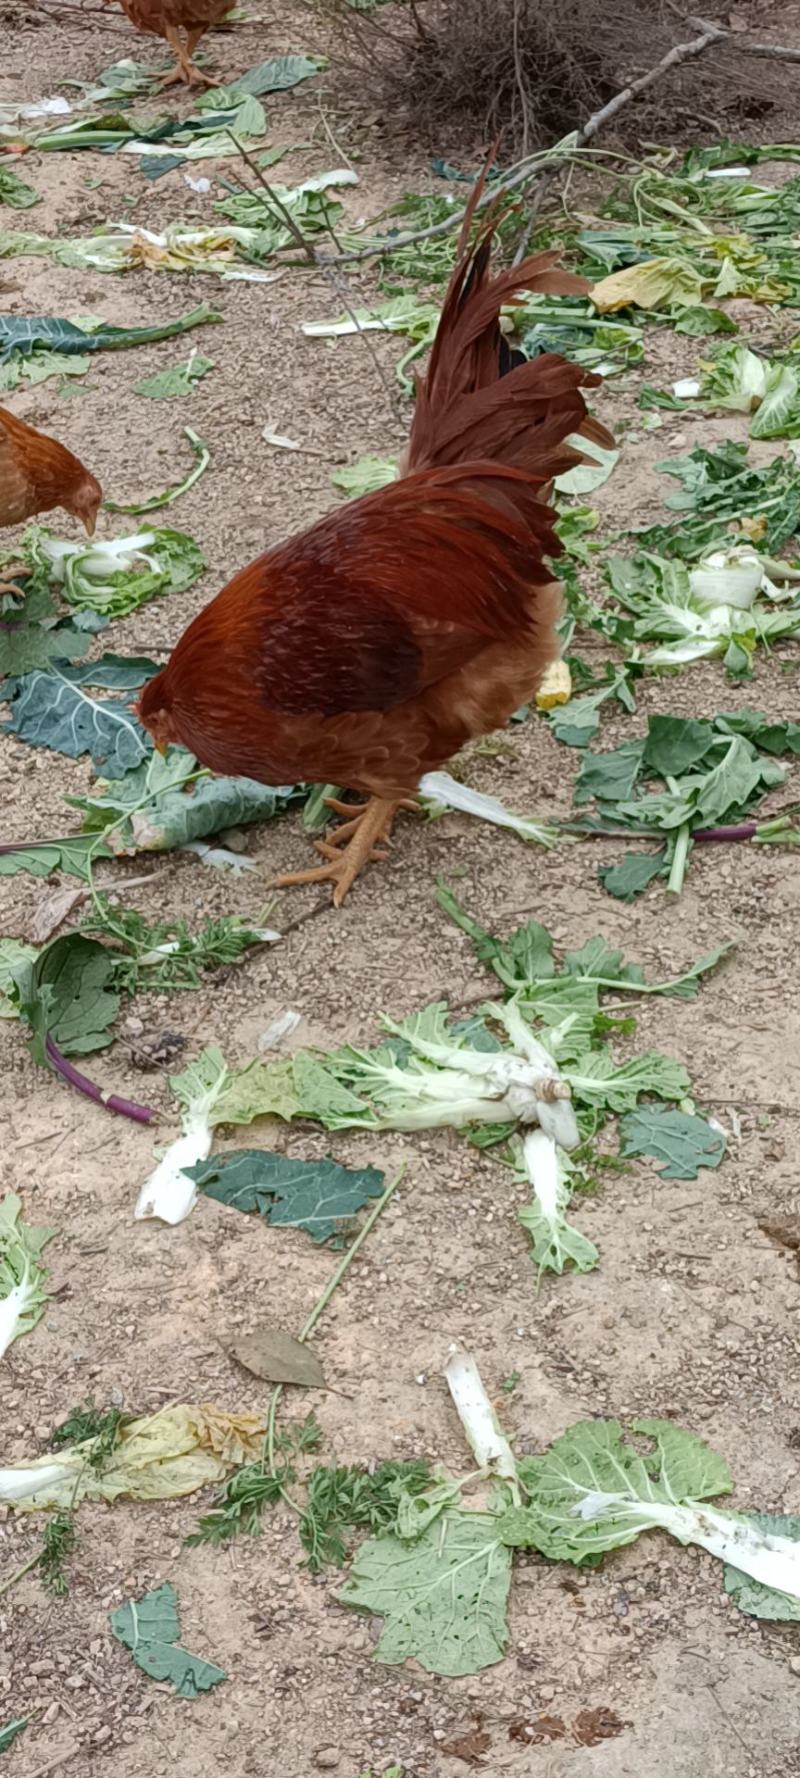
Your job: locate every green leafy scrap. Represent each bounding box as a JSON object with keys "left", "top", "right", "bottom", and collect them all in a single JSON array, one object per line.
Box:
[
  {"left": 0, "top": 305, "right": 221, "bottom": 362},
  {"left": 619, "top": 1107, "right": 726, "bottom": 1178},
  {"left": 3, "top": 666, "right": 150, "bottom": 772},
  {"left": 0, "top": 835, "right": 110, "bottom": 881},
  {"left": 503, "top": 1418, "right": 732, "bottom": 1562},
  {"left": 19, "top": 934, "right": 119, "bottom": 1061},
  {"left": 339, "top": 1507, "right": 512, "bottom": 1677},
  {"left": 189, "top": 1151, "right": 385, "bottom": 1243},
  {"left": 0, "top": 939, "right": 36, "bottom": 1018},
  {"left": 724, "top": 1514, "right": 800, "bottom": 1621},
  {"left": 74, "top": 748, "right": 302, "bottom": 854},
  {"left": 135, "top": 353, "right": 213, "bottom": 399},
  {"left": 0, "top": 576, "right": 89, "bottom": 677},
  {"left": 599, "top": 851, "right": 666, "bottom": 901},
  {"left": 110, "top": 1582, "right": 226, "bottom": 1697},
  {"left": 0, "top": 168, "right": 39, "bottom": 208},
  {"left": 0, "top": 1718, "right": 29, "bottom": 1755}
]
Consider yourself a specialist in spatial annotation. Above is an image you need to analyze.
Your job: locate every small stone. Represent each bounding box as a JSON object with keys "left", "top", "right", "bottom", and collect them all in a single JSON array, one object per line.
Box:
[
  {"left": 124, "top": 1016, "right": 144, "bottom": 1035},
  {"left": 790, "top": 1656, "right": 800, "bottom": 1675},
  {"left": 93, "top": 1725, "right": 112, "bottom": 1744},
  {"left": 30, "top": 1660, "right": 55, "bottom": 1676},
  {"left": 314, "top": 1750, "right": 340, "bottom": 1769}
]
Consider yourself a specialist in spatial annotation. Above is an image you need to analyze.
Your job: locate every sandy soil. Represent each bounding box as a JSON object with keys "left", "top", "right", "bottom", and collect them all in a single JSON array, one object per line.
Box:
[{"left": 1, "top": 6, "right": 800, "bottom": 1777}]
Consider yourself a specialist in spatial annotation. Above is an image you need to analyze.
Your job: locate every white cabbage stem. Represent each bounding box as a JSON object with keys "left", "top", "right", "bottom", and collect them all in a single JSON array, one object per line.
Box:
[{"left": 445, "top": 1348, "right": 519, "bottom": 1495}]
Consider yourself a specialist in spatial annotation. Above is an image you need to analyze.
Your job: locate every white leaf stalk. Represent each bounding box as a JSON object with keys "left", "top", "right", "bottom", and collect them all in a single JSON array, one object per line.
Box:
[
  {"left": 380, "top": 1001, "right": 578, "bottom": 1145},
  {"left": 0, "top": 1194, "right": 53, "bottom": 1359},
  {"left": 419, "top": 772, "right": 563, "bottom": 850},
  {"left": 0, "top": 1252, "right": 36, "bottom": 1360},
  {"left": 445, "top": 1348, "right": 520, "bottom": 1502},
  {"left": 576, "top": 1491, "right": 800, "bottom": 1602},
  {"left": 0, "top": 1461, "right": 72, "bottom": 1505},
  {"left": 134, "top": 1047, "right": 230, "bottom": 1224},
  {"left": 519, "top": 1130, "right": 598, "bottom": 1281},
  {"left": 484, "top": 999, "right": 579, "bottom": 1148}
]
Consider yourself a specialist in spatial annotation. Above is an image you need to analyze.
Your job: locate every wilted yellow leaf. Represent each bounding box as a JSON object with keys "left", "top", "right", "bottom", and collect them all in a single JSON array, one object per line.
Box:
[
  {"left": 1, "top": 1403, "right": 265, "bottom": 1512},
  {"left": 591, "top": 257, "right": 706, "bottom": 314}
]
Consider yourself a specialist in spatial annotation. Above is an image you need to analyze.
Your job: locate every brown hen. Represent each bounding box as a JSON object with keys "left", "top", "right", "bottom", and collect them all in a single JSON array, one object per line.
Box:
[
  {"left": 138, "top": 186, "right": 613, "bottom": 904},
  {"left": 117, "top": 0, "right": 234, "bottom": 87},
  {"left": 0, "top": 407, "right": 101, "bottom": 596}
]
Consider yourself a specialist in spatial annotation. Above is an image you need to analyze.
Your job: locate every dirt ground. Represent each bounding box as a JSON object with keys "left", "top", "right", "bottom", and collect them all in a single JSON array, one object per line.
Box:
[{"left": 2, "top": 5, "right": 800, "bottom": 1776}]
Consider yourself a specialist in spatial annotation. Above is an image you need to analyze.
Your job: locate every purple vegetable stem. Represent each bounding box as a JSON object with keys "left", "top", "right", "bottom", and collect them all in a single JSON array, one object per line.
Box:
[
  {"left": 692, "top": 823, "right": 757, "bottom": 843},
  {"left": 45, "top": 1036, "right": 155, "bottom": 1125}
]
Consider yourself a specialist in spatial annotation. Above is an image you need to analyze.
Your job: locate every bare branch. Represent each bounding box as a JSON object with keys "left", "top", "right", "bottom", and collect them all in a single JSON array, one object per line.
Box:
[
  {"left": 313, "top": 17, "right": 723, "bottom": 266},
  {"left": 224, "top": 131, "right": 402, "bottom": 426}
]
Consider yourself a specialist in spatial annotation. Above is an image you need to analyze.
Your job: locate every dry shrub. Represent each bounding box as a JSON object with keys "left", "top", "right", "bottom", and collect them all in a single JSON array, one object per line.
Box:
[{"left": 321, "top": 0, "right": 789, "bottom": 154}]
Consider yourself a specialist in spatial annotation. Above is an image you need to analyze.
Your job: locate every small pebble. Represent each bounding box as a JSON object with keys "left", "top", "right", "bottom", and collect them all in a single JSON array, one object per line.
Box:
[{"left": 314, "top": 1749, "right": 340, "bottom": 1769}]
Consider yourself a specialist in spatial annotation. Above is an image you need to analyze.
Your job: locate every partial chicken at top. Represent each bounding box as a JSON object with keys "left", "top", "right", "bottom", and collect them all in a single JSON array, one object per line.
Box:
[
  {"left": 139, "top": 183, "right": 613, "bottom": 904},
  {"left": 114, "top": 0, "right": 235, "bottom": 88}
]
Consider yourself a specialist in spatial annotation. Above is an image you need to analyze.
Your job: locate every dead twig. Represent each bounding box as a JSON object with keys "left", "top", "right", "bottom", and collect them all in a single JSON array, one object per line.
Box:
[
  {"left": 307, "top": 17, "right": 724, "bottom": 267},
  {"left": 26, "top": 1747, "right": 80, "bottom": 1778},
  {"left": 686, "top": 14, "right": 800, "bottom": 65},
  {"left": 225, "top": 129, "right": 402, "bottom": 426}
]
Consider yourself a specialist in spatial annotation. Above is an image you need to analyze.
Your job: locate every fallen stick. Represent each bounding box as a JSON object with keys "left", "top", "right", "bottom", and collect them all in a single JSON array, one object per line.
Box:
[{"left": 310, "top": 18, "right": 724, "bottom": 266}]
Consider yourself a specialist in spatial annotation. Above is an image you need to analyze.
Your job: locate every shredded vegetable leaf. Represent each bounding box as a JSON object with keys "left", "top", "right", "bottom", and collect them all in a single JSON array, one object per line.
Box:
[
  {"left": 135, "top": 353, "right": 213, "bottom": 399},
  {"left": 0, "top": 1717, "right": 30, "bottom": 1755},
  {"left": 0, "top": 306, "right": 221, "bottom": 362},
  {"left": 619, "top": 1107, "right": 727, "bottom": 1178},
  {"left": 0, "top": 168, "right": 39, "bottom": 208},
  {"left": 0, "top": 939, "right": 36, "bottom": 1018},
  {"left": 339, "top": 1508, "right": 512, "bottom": 1677},
  {"left": 503, "top": 1418, "right": 800, "bottom": 1616},
  {"left": 724, "top": 1514, "right": 800, "bottom": 1621},
  {"left": 332, "top": 455, "right": 398, "bottom": 497},
  {"left": 598, "top": 851, "right": 666, "bottom": 901},
  {"left": 110, "top": 1582, "right": 226, "bottom": 1697},
  {"left": 517, "top": 1131, "right": 598, "bottom": 1280},
  {"left": 0, "top": 1191, "right": 56, "bottom": 1360},
  {"left": 27, "top": 521, "right": 205, "bottom": 616},
  {"left": 189, "top": 1150, "right": 386, "bottom": 1243},
  {"left": 19, "top": 933, "right": 119, "bottom": 1061},
  {"left": 3, "top": 665, "right": 150, "bottom": 771}
]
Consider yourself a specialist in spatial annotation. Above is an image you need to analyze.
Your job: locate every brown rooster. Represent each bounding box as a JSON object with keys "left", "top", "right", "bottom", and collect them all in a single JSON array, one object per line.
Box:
[
  {"left": 138, "top": 187, "right": 612, "bottom": 904},
  {"left": 116, "top": 0, "right": 234, "bottom": 87},
  {"left": 0, "top": 407, "right": 101, "bottom": 596}
]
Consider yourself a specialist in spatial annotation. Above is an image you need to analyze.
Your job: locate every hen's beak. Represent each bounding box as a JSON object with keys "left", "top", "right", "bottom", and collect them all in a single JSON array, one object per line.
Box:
[
  {"left": 154, "top": 739, "right": 168, "bottom": 756},
  {"left": 83, "top": 514, "right": 97, "bottom": 538}
]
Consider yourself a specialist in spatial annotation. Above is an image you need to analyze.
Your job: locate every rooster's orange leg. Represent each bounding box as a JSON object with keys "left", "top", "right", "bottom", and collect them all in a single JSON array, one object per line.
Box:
[
  {"left": 181, "top": 28, "right": 220, "bottom": 87},
  {"left": 273, "top": 796, "right": 404, "bottom": 907},
  {"left": 0, "top": 568, "right": 28, "bottom": 599},
  {"left": 157, "top": 27, "right": 190, "bottom": 87}
]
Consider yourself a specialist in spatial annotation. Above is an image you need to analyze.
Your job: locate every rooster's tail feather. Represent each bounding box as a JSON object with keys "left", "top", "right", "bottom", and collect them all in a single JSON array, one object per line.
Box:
[{"left": 405, "top": 162, "right": 612, "bottom": 484}]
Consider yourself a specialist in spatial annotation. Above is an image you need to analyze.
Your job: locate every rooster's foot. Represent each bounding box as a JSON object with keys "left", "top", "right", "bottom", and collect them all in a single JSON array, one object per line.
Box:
[
  {"left": 0, "top": 569, "right": 29, "bottom": 599},
  {"left": 273, "top": 795, "right": 409, "bottom": 906}
]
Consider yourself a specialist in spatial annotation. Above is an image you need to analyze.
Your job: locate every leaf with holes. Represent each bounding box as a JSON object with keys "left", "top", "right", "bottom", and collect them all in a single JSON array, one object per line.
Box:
[{"left": 339, "top": 1508, "right": 512, "bottom": 1676}]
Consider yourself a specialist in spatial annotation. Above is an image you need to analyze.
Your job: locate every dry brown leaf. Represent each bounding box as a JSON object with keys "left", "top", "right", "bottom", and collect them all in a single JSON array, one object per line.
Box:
[
  {"left": 440, "top": 1723, "right": 491, "bottom": 1764},
  {"left": 759, "top": 1216, "right": 800, "bottom": 1256},
  {"left": 572, "top": 1707, "right": 628, "bottom": 1747},
  {"left": 509, "top": 1716, "right": 567, "bottom": 1745},
  {"left": 226, "top": 1326, "right": 326, "bottom": 1388},
  {"left": 27, "top": 884, "right": 85, "bottom": 944}
]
